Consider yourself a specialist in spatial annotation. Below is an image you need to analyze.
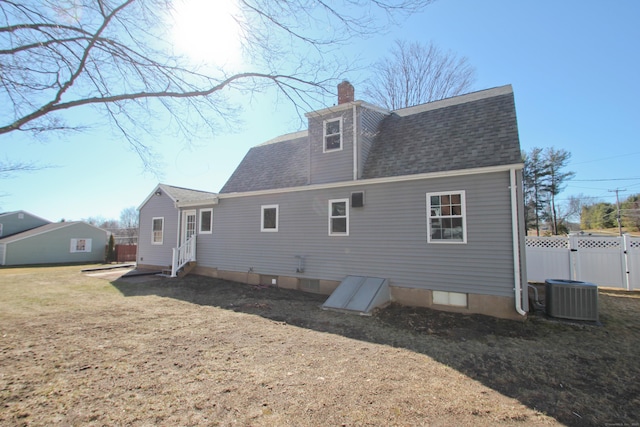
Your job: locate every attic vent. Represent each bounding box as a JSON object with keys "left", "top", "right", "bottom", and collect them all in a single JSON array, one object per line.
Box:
[
  {"left": 545, "top": 279, "right": 599, "bottom": 322},
  {"left": 351, "top": 192, "right": 364, "bottom": 208}
]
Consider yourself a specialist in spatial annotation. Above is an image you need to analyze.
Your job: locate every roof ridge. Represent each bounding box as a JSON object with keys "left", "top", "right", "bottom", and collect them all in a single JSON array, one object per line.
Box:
[{"left": 392, "top": 85, "right": 513, "bottom": 117}]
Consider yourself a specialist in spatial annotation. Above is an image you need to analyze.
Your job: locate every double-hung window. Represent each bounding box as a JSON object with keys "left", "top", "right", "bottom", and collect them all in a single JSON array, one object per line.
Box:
[
  {"left": 70, "top": 238, "right": 92, "bottom": 253},
  {"left": 427, "top": 191, "right": 467, "bottom": 243},
  {"left": 199, "top": 208, "right": 213, "bottom": 234},
  {"left": 323, "top": 118, "right": 342, "bottom": 152},
  {"left": 329, "top": 199, "right": 349, "bottom": 236},
  {"left": 152, "top": 217, "right": 164, "bottom": 244},
  {"left": 261, "top": 205, "right": 279, "bottom": 232}
]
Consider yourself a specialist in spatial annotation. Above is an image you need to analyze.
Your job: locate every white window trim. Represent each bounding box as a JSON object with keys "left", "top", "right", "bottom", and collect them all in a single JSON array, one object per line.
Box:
[
  {"left": 323, "top": 117, "right": 343, "bottom": 152},
  {"left": 328, "top": 198, "right": 349, "bottom": 236},
  {"left": 70, "top": 238, "right": 92, "bottom": 253},
  {"left": 261, "top": 204, "right": 279, "bottom": 232},
  {"left": 152, "top": 217, "right": 164, "bottom": 245},
  {"left": 426, "top": 191, "right": 467, "bottom": 244},
  {"left": 199, "top": 208, "right": 213, "bottom": 234}
]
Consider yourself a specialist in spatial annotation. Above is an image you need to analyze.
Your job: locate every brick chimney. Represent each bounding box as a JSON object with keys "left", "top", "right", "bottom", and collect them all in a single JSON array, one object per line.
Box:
[{"left": 337, "top": 80, "right": 354, "bottom": 104}]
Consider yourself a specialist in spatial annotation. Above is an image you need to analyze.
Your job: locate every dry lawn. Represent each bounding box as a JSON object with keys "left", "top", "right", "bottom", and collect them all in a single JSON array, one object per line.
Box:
[{"left": 0, "top": 265, "right": 638, "bottom": 426}]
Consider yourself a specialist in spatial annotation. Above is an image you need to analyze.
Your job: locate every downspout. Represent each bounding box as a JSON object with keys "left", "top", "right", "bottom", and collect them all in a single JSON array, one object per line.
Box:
[
  {"left": 510, "top": 168, "right": 527, "bottom": 316},
  {"left": 352, "top": 104, "right": 358, "bottom": 180}
]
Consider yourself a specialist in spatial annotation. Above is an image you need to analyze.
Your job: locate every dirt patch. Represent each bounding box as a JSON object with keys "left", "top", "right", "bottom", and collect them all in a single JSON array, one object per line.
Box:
[{"left": 1, "top": 266, "right": 638, "bottom": 426}]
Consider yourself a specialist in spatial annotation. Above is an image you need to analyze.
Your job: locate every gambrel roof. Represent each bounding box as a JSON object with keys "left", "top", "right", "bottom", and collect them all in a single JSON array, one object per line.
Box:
[{"left": 220, "top": 85, "right": 521, "bottom": 194}]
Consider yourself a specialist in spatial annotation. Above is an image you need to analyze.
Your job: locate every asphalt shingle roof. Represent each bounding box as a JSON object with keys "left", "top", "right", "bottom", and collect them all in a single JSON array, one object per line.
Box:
[
  {"left": 0, "top": 221, "right": 77, "bottom": 243},
  {"left": 362, "top": 88, "right": 521, "bottom": 179},
  {"left": 219, "top": 86, "right": 521, "bottom": 194},
  {"left": 220, "top": 133, "right": 309, "bottom": 193},
  {"left": 160, "top": 184, "right": 217, "bottom": 203}
]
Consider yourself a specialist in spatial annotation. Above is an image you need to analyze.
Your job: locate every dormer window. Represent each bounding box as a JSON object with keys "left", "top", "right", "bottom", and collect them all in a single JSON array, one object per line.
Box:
[{"left": 323, "top": 118, "right": 342, "bottom": 152}]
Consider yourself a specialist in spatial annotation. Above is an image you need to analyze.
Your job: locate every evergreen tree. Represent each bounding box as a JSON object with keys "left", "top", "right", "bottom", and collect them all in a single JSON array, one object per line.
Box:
[
  {"left": 545, "top": 148, "right": 576, "bottom": 235},
  {"left": 522, "top": 147, "right": 549, "bottom": 235},
  {"left": 522, "top": 147, "right": 575, "bottom": 235},
  {"left": 106, "top": 234, "right": 116, "bottom": 263}
]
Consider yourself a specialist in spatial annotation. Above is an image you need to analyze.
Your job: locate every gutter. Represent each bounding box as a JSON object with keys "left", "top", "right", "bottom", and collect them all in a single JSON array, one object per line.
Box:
[{"left": 510, "top": 168, "right": 527, "bottom": 316}]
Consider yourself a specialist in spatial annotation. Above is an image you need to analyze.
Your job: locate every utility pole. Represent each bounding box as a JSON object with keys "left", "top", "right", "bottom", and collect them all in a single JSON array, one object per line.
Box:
[{"left": 609, "top": 188, "right": 626, "bottom": 236}]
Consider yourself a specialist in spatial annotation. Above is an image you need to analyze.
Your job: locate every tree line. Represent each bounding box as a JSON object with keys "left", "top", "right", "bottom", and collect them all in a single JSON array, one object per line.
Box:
[
  {"left": 581, "top": 194, "right": 640, "bottom": 232},
  {"left": 82, "top": 206, "right": 139, "bottom": 244},
  {"left": 522, "top": 147, "right": 575, "bottom": 235}
]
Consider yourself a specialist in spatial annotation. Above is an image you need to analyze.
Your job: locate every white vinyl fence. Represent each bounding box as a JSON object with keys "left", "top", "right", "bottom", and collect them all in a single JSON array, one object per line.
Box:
[{"left": 526, "top": 234, "right": 640, "bottom": 291}]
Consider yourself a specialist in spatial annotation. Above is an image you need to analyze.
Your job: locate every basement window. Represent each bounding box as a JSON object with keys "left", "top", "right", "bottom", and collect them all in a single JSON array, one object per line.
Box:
[{"left": 433, "top": 291, "right": 468, "bottom": 307}]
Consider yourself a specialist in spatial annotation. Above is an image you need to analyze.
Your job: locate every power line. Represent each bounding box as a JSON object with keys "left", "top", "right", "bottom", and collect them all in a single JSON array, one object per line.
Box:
[
  {"left": 571, "top": 177, "right": 640, "bottom": 182},
  {"left": 570, "top": 151, "right": 640, "bottom": 166}
]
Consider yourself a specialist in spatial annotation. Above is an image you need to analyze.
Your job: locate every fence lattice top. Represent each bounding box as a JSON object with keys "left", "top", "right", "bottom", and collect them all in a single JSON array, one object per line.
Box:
[
  {"left": 577, "top": 238, "right": 620, "bottom": 249},
  {"left": 526, "top": 235, "right": 640, "bottom": 250},
  {"left": 525, "top": 237, "right": 569, "bottom": 249}
]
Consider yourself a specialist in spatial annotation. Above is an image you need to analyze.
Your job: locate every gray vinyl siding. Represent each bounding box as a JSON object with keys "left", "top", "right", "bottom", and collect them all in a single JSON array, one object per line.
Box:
[
  {"left": 0, "top": 212, "right": 49, "bottom": 237},
  {"left": 0, "top": 243, "right": 5, "bottom": 265},
  {"left": 137, "top": 193, "right": 179, "bottom": 267},
  {"left": 200, "top": 171, "right": 517, "bottom": 297},
  {"left": 308, "top": 109, "right": 355, "bottom": 185},
  {"left": 358, "top": 107, "right": 387, "bottom": 179},
  {"left": 2, "top": 223, "right": 107, "bottom": 265}
]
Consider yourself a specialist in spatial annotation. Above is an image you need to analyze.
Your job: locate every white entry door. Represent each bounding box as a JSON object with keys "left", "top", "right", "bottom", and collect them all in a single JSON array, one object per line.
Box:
[{"left": 181, "top": 210, "right": 197, "bottom": 244}]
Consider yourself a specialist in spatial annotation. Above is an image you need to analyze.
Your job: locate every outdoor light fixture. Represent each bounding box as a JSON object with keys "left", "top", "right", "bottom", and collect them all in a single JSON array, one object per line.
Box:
[{"left": 155, "top": 191, "right": 162, "bottom": 196}]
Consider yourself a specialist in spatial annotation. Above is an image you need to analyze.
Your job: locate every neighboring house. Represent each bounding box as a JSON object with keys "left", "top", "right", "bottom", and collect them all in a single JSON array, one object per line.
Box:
[
  {"left": 0, "top": 221, "right": 108, "bottom": 266},
  {"left": 0, "top": 210, "right": 50, "bottom": 238},
  {"left": 137, "top": 83, "right": 528, "bottom": 319}
]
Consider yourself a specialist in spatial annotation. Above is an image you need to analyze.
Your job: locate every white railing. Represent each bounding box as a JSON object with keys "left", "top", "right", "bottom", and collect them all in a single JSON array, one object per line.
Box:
[{"left": 171, "top": 235, "right": 196, "bottom": 277}]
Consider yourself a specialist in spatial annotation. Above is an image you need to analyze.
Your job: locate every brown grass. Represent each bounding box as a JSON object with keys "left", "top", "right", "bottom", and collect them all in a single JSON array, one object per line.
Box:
[{"left": 0, "top": 265, "right": 638, "bottom": 426}]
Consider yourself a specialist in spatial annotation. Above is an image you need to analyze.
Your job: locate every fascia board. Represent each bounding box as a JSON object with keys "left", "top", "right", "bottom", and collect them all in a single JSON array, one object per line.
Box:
[{"left": 176, "top": 197, "right": 220, "bottom": 208}]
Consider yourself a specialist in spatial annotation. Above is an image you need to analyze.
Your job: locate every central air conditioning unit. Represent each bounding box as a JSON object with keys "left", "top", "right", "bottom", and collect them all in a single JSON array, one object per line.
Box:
[{"left": 545, "top": 279, "right": 599, "bottom": 322}]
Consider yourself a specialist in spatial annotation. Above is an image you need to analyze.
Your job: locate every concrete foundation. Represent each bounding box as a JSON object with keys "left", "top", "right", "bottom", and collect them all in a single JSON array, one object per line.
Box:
[
  {"left": 391, "top": 286, "right": 525, "bottom": 320},
  {"left": 188, "top": 268, "right": 524, "bottom": 320}
]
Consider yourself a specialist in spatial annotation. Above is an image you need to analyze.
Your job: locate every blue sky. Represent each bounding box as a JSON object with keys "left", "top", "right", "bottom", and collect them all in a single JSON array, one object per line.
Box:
[{"left": 2, "top": 0, "right": 639, "bottom": 222}]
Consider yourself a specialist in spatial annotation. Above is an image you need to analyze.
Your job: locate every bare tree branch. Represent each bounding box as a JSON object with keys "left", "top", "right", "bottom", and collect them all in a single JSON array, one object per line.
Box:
[
  {"left": 1, "top": 0, "right": 431, "bottom": 169},
  {"left": 0, "top": 158, "right": 50, "bottom": 179},
  {"left": 363, "top": 39, "right": 476, "bottom": 110}
]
